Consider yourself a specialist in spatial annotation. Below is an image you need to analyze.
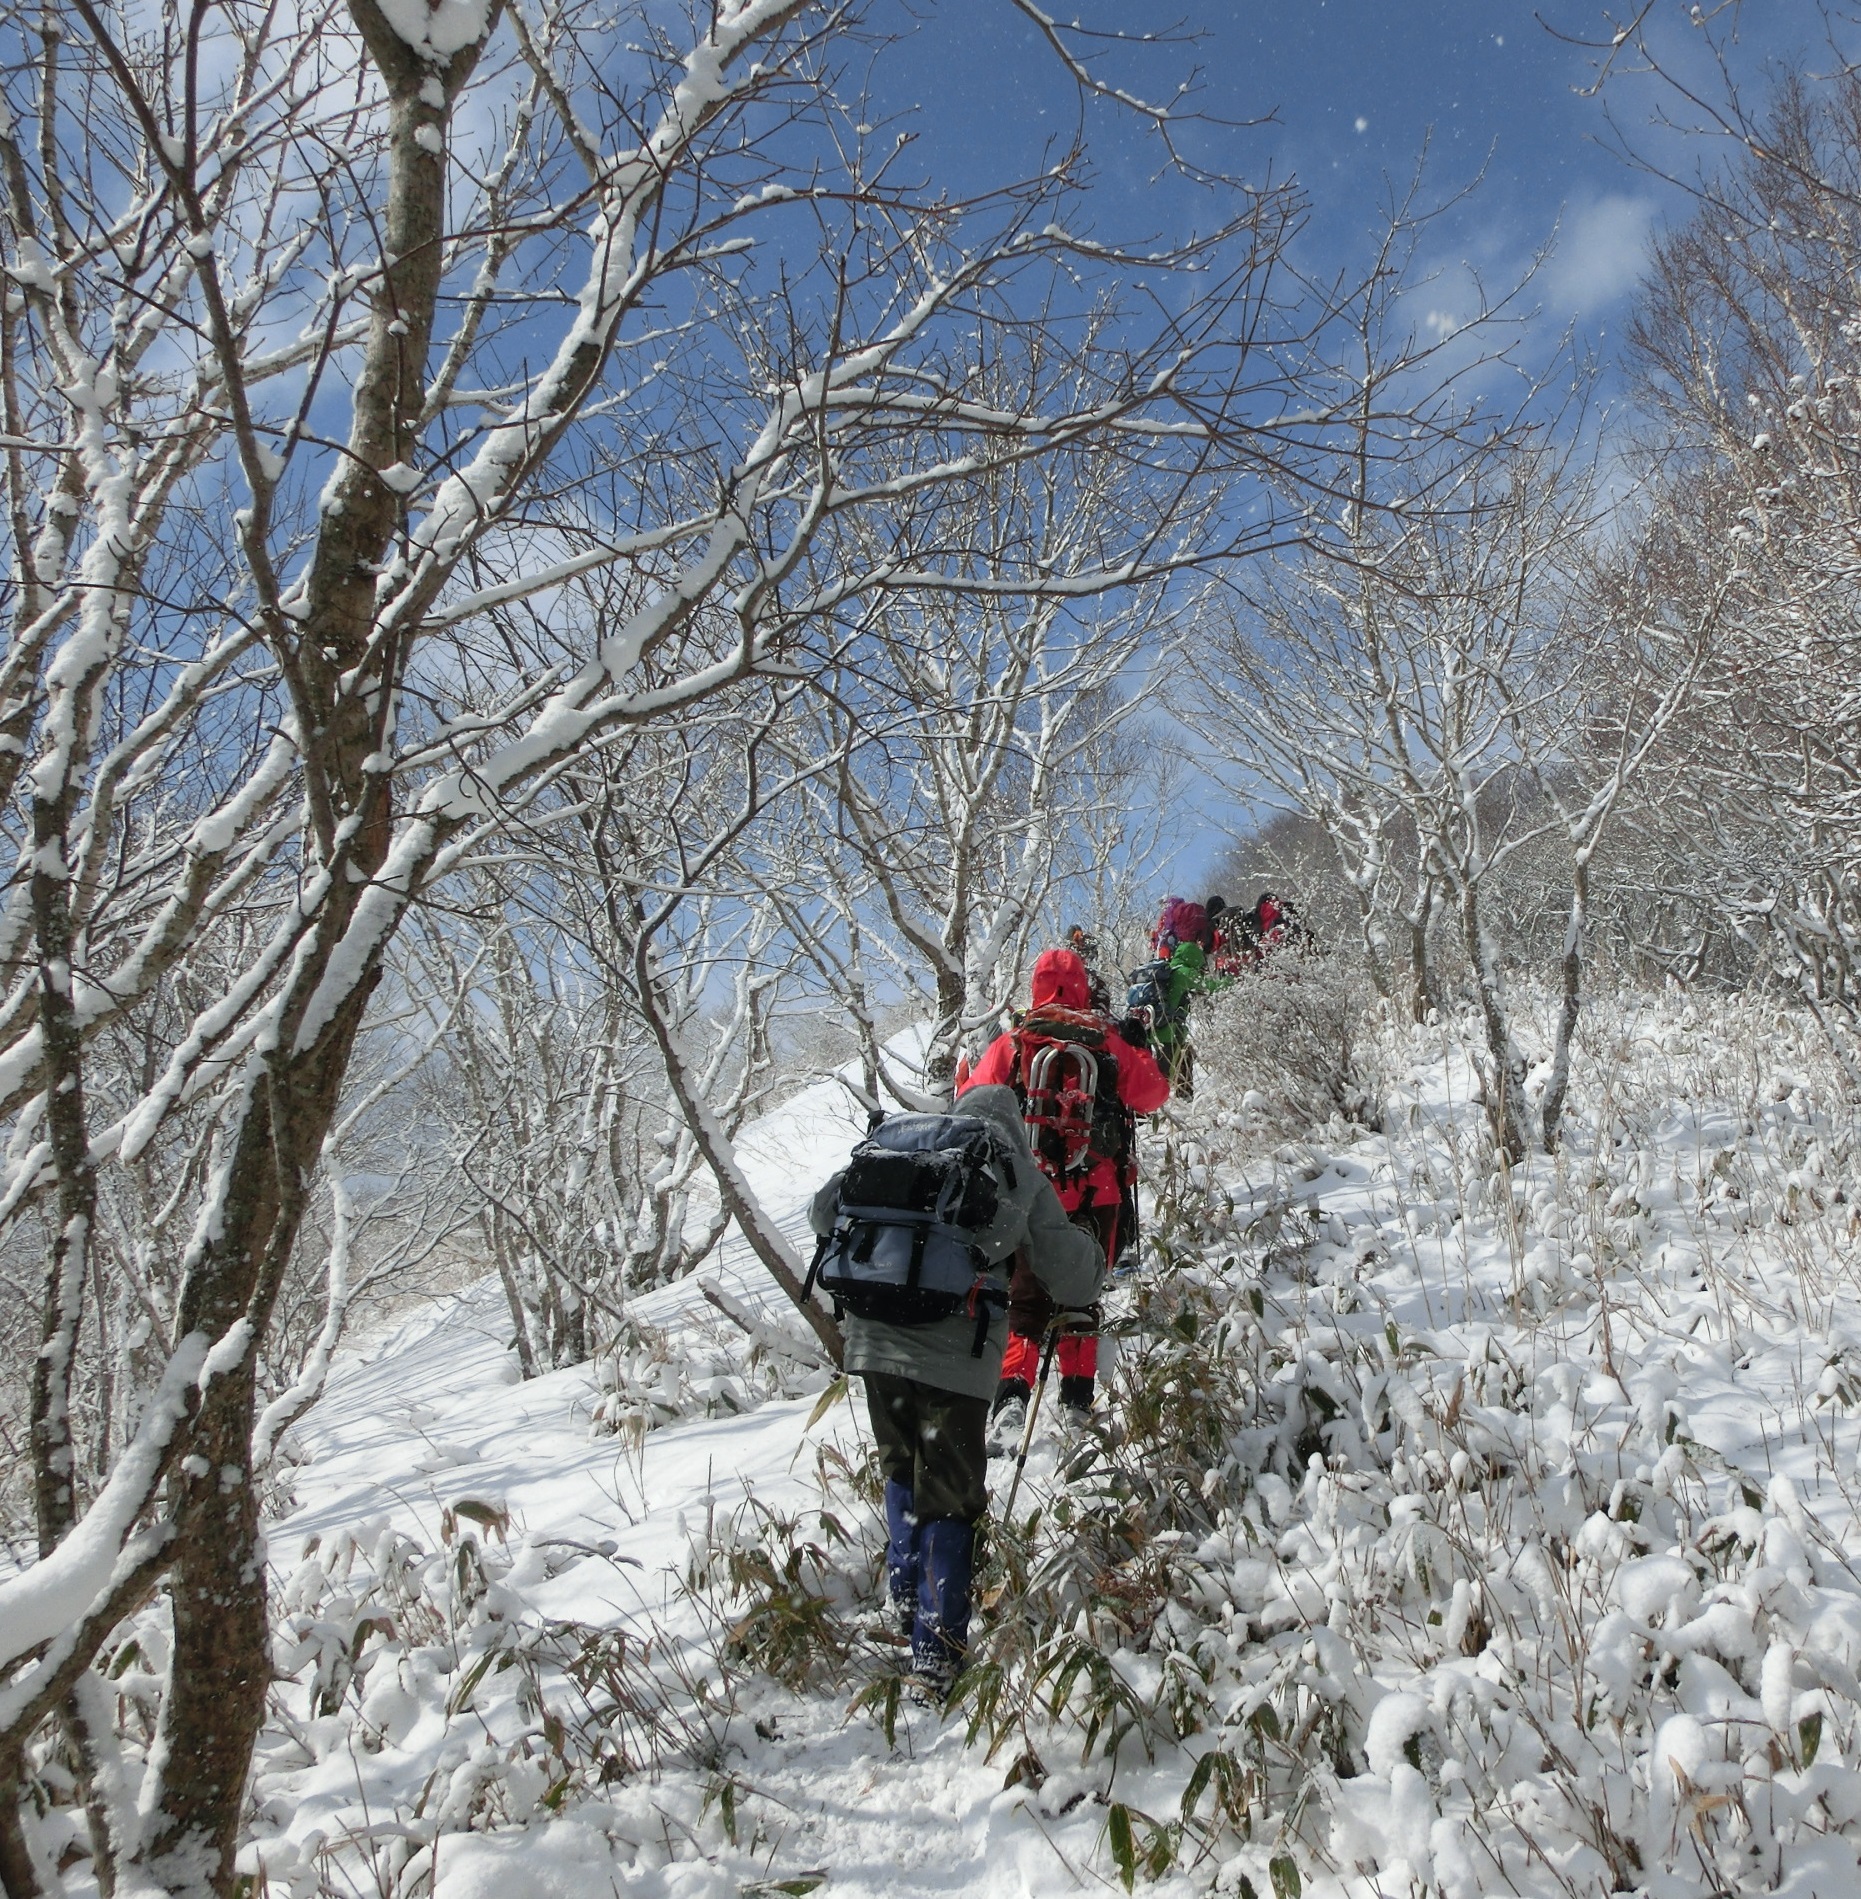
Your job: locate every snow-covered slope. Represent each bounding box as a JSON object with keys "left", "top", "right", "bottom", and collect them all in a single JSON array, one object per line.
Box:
[
  {"left": 251, "top": 997, "right": 1861, "bottom": 1899},
  {"left": 279, "top": 1052, "right": 880, "bottom": 1607},
  {"left": 283, "top": 1044, "right": 893, "bottom": 1542}
]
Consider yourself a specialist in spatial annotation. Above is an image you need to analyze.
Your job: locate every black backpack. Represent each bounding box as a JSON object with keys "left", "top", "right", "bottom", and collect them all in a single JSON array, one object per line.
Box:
[{"left": 808, "top": 1113, "right": 1016, "bottom": 1351}]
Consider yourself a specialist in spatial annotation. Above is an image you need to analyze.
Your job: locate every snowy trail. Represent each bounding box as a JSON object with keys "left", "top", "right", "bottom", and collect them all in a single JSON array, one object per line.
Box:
[
  {"left": 268, "top": 1041, "right": 1137, "bottom": 1899},
  {"left": 269, "top": 1020, "right": 1290, "bottom": 1898}
]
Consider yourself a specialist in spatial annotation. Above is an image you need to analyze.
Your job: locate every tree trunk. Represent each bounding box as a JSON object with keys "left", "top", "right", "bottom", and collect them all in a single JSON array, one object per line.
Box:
[
  {"left": 1540, "top": 855, "right": 1588, "bottom": 1152},
  {"left": 924, "top": 960, "right": 966, "bottom": 1099},
  {"left": 0, "top": 1744, "right": 44, "bottom": 1899},
  {"left": 139, "top": 969, "right": 377, "bottom": 1894},
  {"left": 141, "top": 1366, "right": 267, "bottom": 1899},
  {"left": 1457, "top": 878, "right": 1531, "bottom": 1164},
  {"left": 492, "top": 1229, "right": 542, "bottom": 1380},
  {"left": 1406, "top": 880, "right": 1438, "bottom": 1025},
  {"left": 135, "top": 10, "right": 499, "bottom": 1872},
  {"left": 1343, "top": 867, "right": 1391, "bottom": 1002}
]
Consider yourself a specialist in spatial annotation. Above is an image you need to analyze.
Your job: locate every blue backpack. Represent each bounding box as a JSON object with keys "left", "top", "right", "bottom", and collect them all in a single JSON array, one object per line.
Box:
[{"left": 1125, "top": 958, "right": 1174, "bottom": 1024}]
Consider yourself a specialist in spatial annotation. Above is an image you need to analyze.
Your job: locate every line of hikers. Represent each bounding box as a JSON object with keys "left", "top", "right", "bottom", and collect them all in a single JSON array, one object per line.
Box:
[
  {"left": 1152, "top": 888, "right": 1307, "bottom": 979},
  {"left": 803, "top": 892, "right": 1307, "bottom": 1703}
]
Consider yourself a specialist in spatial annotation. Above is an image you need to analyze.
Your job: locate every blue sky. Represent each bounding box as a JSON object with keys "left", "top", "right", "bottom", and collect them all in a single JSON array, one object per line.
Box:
[{"left": 892, "top": 1, "right": 1823, "bottom": 391}]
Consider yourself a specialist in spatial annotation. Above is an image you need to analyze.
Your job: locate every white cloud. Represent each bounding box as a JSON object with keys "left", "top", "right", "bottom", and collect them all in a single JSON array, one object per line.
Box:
[
  {"left": 1354, "top": 115, "right": 1368, "bottom": 133},
  {"left": 1542, "top": 193, "right": 1661, "bottom": 316}
]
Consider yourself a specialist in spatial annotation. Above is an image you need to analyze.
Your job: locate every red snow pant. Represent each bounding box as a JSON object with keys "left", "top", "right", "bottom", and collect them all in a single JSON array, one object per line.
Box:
[
  {"left": 999, "top": 1200, "right": 1118, "bottom": 1386},
  {"left": 1002, "top": 1326, "right": 1097, "bottom": 1384}
]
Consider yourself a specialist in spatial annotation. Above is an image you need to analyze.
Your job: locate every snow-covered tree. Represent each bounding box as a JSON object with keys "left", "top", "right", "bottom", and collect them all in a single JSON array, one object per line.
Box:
[
  {"left": 1611, "top": 54, "right": 1861, "bottom": 1082},
  {"left": 1189, "top": 418, "right": 1702, "bottom": 1158},
  {"left": 0, "top": 2, "right": 1373, "bottom": 1889},
  {"left": 806, "top": 442, "right": 1193, "bottom": 1097}
]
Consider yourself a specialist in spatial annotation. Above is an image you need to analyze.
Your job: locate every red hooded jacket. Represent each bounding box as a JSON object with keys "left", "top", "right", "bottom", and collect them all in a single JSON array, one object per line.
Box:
[{"left": 959, "top": 948, "right": 1168, "bottom": 1207}]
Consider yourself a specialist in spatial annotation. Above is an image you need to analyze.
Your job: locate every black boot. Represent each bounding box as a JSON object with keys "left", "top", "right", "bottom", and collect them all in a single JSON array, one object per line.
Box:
[
  {"left": 990, "top": 1376, "right": 1031, "bottom": 1417},
  {"left": 987, "top": 1378, "right": 1030, "bottom": 1455},
  {"left": 1058, "top": 1374, "right": 1095, "bottom": 1418}
]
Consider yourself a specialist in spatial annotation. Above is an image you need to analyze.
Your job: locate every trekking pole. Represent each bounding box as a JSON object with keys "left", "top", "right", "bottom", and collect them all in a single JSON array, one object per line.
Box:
[{"left": 1001, "top": 1317, "right": 1064, "bottom": 1523}]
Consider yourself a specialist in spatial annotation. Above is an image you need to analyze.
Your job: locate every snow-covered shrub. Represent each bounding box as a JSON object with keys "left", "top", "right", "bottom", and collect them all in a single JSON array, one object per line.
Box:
[
  {"left": 1194, "top": 953, "right": 1387, "bottom": 1143},
  {"left": 923, "top": 1268, "right": 1827, "bottom": 1896},
  {"left": 607, "top": 980, "right": 1861, "bottom": 1896},
  {"left": 950, "top": 1257, "right": 1330, "bottom": 1882},
  {"left": 951, "top": 995, "right": 1861, "bottom": 1897},
  {"left": 588, "top": 1313, "right": 831, "bottom": 1442},
  {"left": 235, "top": 1505, "right": 737, "bottom": 1899},
  {"left": 669, "top": 1431, "right": 888, "bottom": 1698}
]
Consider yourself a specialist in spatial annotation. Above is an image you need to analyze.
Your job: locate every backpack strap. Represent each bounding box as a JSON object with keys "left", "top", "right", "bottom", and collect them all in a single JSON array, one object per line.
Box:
[
  {"left": 801, "top": 1230, "right": 830, "bottom": 1302},
  {"left": 965, "top": 1273, "right": 1005, "bottom": 1357}
]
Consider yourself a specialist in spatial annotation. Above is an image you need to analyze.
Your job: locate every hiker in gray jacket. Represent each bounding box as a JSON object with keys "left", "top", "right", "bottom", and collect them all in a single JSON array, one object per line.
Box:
[{"left": 808, "top": 1083, "right": 1102, "bottom": 1697}]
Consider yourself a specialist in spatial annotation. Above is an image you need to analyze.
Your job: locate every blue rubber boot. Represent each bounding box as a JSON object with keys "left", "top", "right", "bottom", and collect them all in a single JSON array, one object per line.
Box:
[
  {"left": 913, "top": 1516, "right": 976, "bottom": 1695},
  {"left": 884, "top": 1480, "right": 919, "bottom": 1637}
]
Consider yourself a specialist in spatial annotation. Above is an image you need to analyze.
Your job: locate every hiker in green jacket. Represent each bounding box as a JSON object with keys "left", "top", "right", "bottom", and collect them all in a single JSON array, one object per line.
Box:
[{"left": 1152, "top": 940, "right": 1228, "bottom": 1102}]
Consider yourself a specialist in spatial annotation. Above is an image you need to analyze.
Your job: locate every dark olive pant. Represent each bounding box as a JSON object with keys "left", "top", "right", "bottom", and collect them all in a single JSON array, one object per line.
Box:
[{"left": 864, "top": 1373, "right": 989, "bottom": 1524}]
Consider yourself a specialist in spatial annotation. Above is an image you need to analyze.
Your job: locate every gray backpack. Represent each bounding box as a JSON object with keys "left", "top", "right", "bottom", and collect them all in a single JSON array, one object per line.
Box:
[{"left": 808, "top": 1112, "right": 1016, "bottom": 1351}]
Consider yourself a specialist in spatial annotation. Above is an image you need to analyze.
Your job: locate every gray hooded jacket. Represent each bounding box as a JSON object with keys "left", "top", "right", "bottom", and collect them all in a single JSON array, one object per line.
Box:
[{"left": 807, "top": 1084, "right": 1104, "bottom": 1400}]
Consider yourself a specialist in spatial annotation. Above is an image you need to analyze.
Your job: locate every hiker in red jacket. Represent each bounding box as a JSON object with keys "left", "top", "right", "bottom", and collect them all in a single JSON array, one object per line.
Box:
[
  {"left": 959, "top": 947, "right": 1169, "bottom": 1432},
  {"left": 1253, "top": 890, "right": 1312, "bottom": 958}
]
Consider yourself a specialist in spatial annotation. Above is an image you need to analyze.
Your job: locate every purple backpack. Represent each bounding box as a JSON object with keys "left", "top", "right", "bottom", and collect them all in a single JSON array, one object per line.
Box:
[{"left": 1153, "top": 897, "right": 1208, "bottom": 957}]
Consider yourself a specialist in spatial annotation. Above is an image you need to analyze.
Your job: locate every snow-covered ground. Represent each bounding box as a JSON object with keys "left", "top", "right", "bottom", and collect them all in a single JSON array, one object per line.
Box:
[
  {"left": 259, "top": 1044, "right": 1106, "bottom": 1899},
  {"left": 243, "top": 991, "right": 1861, "bottom": 1899}
]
